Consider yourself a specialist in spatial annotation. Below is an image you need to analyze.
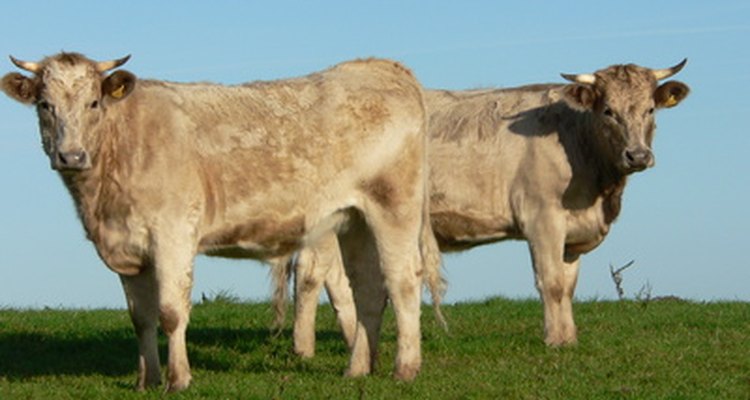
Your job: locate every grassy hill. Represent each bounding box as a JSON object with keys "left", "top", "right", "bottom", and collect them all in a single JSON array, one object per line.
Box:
[{"left": 0, "top": 297, "right": 748, "bottom": 399}]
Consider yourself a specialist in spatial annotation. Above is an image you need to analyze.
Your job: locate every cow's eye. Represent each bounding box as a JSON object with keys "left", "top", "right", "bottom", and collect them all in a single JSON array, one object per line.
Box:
[
  {"left": 90, "top": 100, "right": 99, "bottom": 109},
  {"left": 603, "top": 107, "right": 614, "bottom": 118},
  {"left": 647, "top": 107, "right": 655, "bottom": 115},
  {"left": 38, "top": 100, "right": 52, "bottom": 111}
]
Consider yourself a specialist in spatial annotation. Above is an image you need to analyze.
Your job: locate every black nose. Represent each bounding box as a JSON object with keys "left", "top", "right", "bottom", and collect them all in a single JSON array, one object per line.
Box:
[
  {"left": 624, "top": 148, "right": 653, "bottom": 171},
  {"left": 57, "top": 150, "right": 88, "bottom": 170}
]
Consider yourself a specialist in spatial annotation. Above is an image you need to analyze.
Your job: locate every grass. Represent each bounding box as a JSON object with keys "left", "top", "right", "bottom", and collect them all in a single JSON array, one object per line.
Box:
[{"left": 0, "top": 297, "right": 748, "bottom": 399}]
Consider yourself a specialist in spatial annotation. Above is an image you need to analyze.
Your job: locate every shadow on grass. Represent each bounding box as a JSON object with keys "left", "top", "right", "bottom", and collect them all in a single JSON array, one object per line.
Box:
[
  {"left": 188, "top": 327, "right": 348, "bottom": 374},
  {"left": 0, "top": 329, "right": 136, "bottom": 378},
  {"left": 0, "top": 326, "right": 346, "bottom": 379}
]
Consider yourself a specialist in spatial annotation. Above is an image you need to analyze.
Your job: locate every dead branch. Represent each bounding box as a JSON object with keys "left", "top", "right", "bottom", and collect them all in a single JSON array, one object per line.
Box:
[{"left": 609, "top": 260, "right": 635, "bottom": 300}]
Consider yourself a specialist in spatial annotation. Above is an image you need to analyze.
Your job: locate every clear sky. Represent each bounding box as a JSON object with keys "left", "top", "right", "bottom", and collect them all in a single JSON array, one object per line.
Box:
[{"left": 0, "top": 1, "right": 748, "bottom": 309}]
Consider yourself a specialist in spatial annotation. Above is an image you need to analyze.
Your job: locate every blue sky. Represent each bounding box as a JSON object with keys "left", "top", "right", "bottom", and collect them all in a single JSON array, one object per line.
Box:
[{"left": 0, "top": 1, "right": 748, "bottom": 308}]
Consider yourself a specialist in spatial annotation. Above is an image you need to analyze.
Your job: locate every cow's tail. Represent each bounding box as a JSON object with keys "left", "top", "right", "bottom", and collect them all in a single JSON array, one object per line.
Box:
[
  {"left": 419, "top": 150, "right": 447, "bottom": 330},
  {"left": 421, "top": 213, "right": 447, "bottom": 331},
  {"left": 417, "top": 88, "right": 447, "bottom": 331},
  {"left": 270, "top": 255, "right": 294, "bottom": 335}
]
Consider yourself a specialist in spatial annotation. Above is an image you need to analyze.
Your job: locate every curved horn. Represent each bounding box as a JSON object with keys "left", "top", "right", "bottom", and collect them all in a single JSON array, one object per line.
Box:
[
  {"left": 560, "top": 72, "right": 596, "bottom": 85},
  {"left": 9, "top": 55, "right": 41, "bottom": 73},
  {"left": 652, "top": 58, "right": 687, "bottom": 81},
  {"left": 95, "top": 54, "right": 131, "bottom": 72}
]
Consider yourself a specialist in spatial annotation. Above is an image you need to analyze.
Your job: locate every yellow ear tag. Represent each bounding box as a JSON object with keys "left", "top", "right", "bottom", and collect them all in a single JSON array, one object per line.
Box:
[
  {"left": 111, "top": 85, "right": 125, "bottom": 99},
  {"left": 665, "top": 94, "right": 678, "bottom": 107}
]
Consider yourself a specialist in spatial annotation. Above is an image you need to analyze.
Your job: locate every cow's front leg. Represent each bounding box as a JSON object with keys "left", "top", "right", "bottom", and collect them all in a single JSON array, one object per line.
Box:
[
  {"left": 153, "top": 237, "right": 195, "bottom": 392},
  {"left": 120, "top": 268, "right": 161, "bottom": 391},
  {"left": 322, "top": 242, "right": 357, "bottom": 352},
  {"left": 526, "top": 213, "right": 578, "bottom": 346},
  {"left": 294, "top": 233, "right": 357, "bottom": 357},
  {"left": 559, "top": 254, "right": 580, "bottom": 343}
]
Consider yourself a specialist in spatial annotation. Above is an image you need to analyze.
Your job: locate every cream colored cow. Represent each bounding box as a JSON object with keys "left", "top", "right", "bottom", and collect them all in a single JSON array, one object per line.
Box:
[
  {"left": 1, "top": 52, "right": 438, "bottom": 391},
  {"left": 277, "top": 60, "right": 690, "bottom": 356}
]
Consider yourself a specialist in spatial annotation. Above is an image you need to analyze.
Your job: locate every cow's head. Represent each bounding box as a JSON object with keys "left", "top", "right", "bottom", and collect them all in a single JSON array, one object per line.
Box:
[
  {"left": 561, "top": 59, "right": 690, "bottom": 174},
  {"left": 1, "top": 52, "right": 136, "bottom": 172}
]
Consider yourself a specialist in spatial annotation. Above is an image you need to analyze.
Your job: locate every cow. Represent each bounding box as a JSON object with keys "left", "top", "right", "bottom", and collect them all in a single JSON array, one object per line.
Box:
[
  {"left": 274, "top": 60, "right": 690, "bottom": 356},
  {"left": 1, "top": 52, "right": 439, "bottom": 391}
]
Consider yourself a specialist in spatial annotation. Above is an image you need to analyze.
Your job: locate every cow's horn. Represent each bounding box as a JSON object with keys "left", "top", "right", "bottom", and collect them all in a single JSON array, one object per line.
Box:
[
  {"left": 9, "top": 56, "right": 41, "bottom": 73},
  {"left": 652, "top": 58, "right": 687, "bottom": 81},
  {"left": 560, "top": 72, "right": 596, "bottom": 85},
  {"left": 95, "top": 55, "right": 131, "bottom": 72}
]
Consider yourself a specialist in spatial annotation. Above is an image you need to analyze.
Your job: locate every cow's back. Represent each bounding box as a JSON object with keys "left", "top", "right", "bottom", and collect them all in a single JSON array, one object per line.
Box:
[{"left": 104, "top": 59, "right": 426, "bottom": 259}]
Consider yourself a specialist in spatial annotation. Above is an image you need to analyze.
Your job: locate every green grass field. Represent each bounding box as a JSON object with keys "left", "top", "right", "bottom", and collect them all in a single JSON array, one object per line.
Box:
[{"left": 0, "top": 297, "right": 748, "bottom": 399}]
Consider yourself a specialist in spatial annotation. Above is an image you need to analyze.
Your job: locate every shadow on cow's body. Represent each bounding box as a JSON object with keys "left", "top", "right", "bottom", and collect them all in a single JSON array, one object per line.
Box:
[
  {"left": 276, "top": 60, "right": 690, "bottom": 357},
  {"left": 506, "top": 101, "right": 627, "bottom": 234}
]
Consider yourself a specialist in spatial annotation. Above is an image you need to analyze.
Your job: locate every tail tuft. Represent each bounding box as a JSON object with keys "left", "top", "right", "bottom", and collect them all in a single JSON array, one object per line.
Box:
[
  {"left": 270, "top": 255, "right": 295, "bottom": 335},
  {"left": 421, "top": 221, "right": 448, "bottom": 331}
]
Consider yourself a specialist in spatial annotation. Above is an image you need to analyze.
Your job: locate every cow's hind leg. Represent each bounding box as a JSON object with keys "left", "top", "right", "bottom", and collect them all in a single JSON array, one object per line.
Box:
[
  {"left": 120, "top": 268, "right": 161, "bottom": 391},
  {"left": 370, "top": 217, "right": 423, "bottom": 381},
  {"left": 339, "top": 212, "right": 386, "bottom": 377},
  {"left": 322, "top": 238, "right": 357, "bottom": 352}
]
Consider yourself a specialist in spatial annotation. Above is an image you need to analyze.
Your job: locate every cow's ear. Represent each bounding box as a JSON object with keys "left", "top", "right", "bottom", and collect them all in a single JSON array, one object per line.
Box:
[
  {"left": 654, "top": 80, "right": 689, "bottom": 109},
  {"left": 1, "top": 72, "right": 38, "bottom": 104},
  {"left": 562, "top": 84, "right": 597, "bottom": 111},
  {"left": 102, "top": 70, "right": 136, "bottom": 102}
]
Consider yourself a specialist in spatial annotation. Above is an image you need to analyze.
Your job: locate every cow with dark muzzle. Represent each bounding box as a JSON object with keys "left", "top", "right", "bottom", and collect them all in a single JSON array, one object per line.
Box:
[
  {"left": 274, "top": 60, "right": 691, "bottom": 356},
  {"left": 561, "top": 59, "right": 688, "bottom": 173}
]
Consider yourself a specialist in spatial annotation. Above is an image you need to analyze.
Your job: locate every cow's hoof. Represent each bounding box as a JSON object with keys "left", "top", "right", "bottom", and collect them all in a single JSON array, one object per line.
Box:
[
  {"left": 344, "top": 365, "right": 371, "bottom": 378},
  {"left": 544, "top": 335, "right": 578, "bottom": 347},
  {"left": 135, "top": 376, "right": 161, "bottom": 392},
  {"left": 394, "top": 364, "right": 420, "bottom": 381},
  {"left": 165, "top": 376, "right": 191, "bottom": 393}
]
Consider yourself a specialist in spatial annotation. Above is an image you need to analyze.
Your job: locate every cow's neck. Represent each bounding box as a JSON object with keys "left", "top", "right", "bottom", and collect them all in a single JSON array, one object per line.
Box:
[
  {"left": 579, "top": 117, "right": 628, "bottom": 225},
  {"left": 598, "top": 173, "right": 627, "bottom": 224},
  {"left": 59, "top": 128, "right": 126, "bottom": 245}
]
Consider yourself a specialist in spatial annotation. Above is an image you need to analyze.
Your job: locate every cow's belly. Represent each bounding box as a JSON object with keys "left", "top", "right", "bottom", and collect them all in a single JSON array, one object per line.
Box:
[
  {"left": 431, "top": 210, "right": 519, "bottom": 252},
  {"left": 201, "top": 245, "right": 278, "bottom": 260},
  {"left": 198, "top": 216, "right": 306, "bottom": 260}
]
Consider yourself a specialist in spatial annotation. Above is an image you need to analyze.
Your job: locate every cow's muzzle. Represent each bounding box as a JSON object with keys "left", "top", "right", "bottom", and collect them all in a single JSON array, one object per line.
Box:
[
  {"left": 54, "top": 149, "right": 91, "bottom": 171},
  {"left": 623, "top": 148, "right": 654, "bottom": 172}
]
